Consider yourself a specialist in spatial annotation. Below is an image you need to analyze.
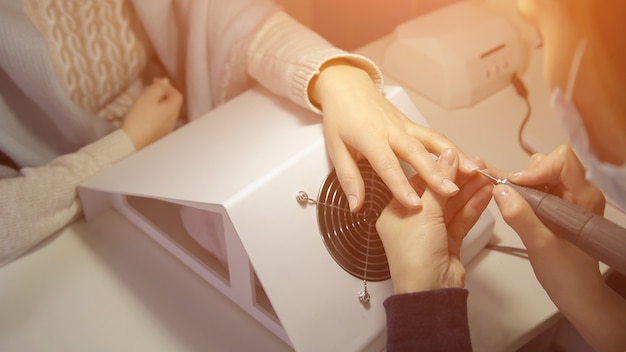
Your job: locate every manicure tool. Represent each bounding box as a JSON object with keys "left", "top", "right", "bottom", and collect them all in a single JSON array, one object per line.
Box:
[{"left": 475, "top": 169, "right": 626, "bottom": 275}]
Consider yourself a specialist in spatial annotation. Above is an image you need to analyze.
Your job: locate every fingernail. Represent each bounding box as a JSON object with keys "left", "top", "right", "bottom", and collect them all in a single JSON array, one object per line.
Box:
[
  {"left": 463, "top": 159, "right": 479, "bottom": 171},
  {"left": 493, "top": 186, "right": 510, "bottom": 205},
  {"left": 439, "top": 148, "right": 455, "bottom": 166},
  {"left": 407, "top": 192, "right": 421, "bottom": 207},
  {"left": 512, "top": 171, "right": 525, "bottom": 178},
  {"left": 442, "top": 178, "right": 460, "bottom": 195},
  {"left": 348, "top": 194, "right": 358, "bottom": 212}
]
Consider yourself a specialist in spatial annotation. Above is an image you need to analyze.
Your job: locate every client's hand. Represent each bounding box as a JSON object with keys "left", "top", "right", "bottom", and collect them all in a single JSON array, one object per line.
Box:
[
  {"left": 310, "top": 60, "right": 478, "bottom": 212},
  {"left": 376, "top": 149, "right": 492, "bottom": 294},
  {"left": 122, "top": 78, "right": 184, "bottom": 150}
]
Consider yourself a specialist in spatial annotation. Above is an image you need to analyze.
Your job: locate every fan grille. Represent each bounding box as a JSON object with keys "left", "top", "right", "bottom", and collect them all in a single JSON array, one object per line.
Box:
[{"left": 317, "top": 160, "right": 391, "bottom": 282}]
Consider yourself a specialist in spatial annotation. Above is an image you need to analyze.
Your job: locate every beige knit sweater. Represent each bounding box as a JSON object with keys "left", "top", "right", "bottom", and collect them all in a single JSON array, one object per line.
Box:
[{"left": 0, "top": 0, "right": 383, "bottom": 267}]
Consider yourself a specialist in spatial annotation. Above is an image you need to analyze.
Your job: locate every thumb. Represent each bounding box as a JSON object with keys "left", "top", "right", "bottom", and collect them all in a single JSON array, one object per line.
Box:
[
  {"left": 143, "top": 78, "right": 172, "bottom": 101},
  {"left": 493, "top": 184, "right": 555, "bottom": 250}
]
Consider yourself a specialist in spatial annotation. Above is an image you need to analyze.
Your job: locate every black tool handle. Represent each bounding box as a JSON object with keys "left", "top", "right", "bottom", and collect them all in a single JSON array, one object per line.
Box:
[{"left": 506, "top": 181, "right": 626, "bottom": 275}]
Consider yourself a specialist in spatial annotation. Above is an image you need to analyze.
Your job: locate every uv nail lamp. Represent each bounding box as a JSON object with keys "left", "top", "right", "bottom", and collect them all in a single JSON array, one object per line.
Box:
[
  {"left": 78, "top": 85, "right": 495, "bottom": 352},
  {"left": 383, "top": 1, "right": 527, "bottom": 109}
]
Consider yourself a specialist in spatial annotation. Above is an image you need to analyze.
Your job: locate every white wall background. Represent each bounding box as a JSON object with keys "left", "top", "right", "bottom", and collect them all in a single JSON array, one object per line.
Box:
[{"left": 275, "top": 0, "right": 459, "bottom": 50}]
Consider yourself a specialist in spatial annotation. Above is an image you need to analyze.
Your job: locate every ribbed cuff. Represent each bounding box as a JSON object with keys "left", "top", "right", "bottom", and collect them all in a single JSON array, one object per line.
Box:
[
  {"left": 78, "top": 129, "right": 136, "bottom": 172},
  {"left": 293, "top": 50, "right": 385, "bottom": 114},
  {"left": 383, "top": 288, "right": 472, "bottom": 351}
]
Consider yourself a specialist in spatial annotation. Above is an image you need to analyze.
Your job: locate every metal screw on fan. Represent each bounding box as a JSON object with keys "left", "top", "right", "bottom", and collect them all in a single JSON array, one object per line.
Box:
[{"left": 358, "top": 280, "right": 370, "bottom": 304}]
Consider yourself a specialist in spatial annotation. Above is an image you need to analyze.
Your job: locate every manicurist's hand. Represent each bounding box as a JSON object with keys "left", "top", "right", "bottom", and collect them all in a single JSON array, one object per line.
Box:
[
  {"left": 376, "top": 149, "right": 492, "bottom": 294},
  {"left": 488, "top": 145, "right": 604, "bottom": 311},
  {"left": 488, "top": 145, "right": 605, "bottom": 305},
  {"left": 309, "top": 59, "right": 478, "bottom": 212},
  {"left": 489, "top": 145, "right": 626, "bottom": 351},
  {"left": 122, "top": 78, "right": 184, "bottom": 150}
]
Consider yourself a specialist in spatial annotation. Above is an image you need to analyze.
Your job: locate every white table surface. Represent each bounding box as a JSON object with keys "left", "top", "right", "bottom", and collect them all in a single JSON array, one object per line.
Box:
[
  {"left": 3, "top": 34, "right": 626, "bottom": 352},
  {"left": 0, "top": 209, "right": 292, "bottom": 352}
]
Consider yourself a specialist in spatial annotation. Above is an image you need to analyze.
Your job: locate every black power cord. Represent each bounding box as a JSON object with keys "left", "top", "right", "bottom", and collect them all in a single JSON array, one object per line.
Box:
[{"left": 511, "top": 73, "right": 536, "bottom": 156}]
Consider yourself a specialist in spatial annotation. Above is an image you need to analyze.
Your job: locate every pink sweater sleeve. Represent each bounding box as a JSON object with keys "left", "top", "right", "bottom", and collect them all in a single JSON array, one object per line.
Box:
[
  {"left": 0, "top": 130, "right": 135, "bottom": 267},
  {"left": 247, "top": 11, "right": 384, "bottom": 114}
]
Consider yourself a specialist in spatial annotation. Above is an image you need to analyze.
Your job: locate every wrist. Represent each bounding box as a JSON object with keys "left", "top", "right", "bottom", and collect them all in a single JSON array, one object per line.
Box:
[
  {"left": 120, "top": 126, "right": 146, "bottom": 151},
  {"left": 308, "top": 58, "right": 372, "bottom": 108},
  {"left": 390, "top": 263, "right": 466, "bottom": 294},
  {"left": 556, "top": 279, "right": 617, "bottom": 317}
]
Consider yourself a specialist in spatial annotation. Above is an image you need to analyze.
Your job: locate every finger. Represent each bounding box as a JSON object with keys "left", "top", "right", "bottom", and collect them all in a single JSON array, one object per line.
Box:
[
  {"left": 451, "top": 157, "right": 489, "bottom": 191},
  {"left": 403, "top": 124, "right": 479, "bottom": 174},
  {"left": 359, "top": 144, "right": 423, "bottom": 209},
  {"left": 390, "top": 129, "right": 464, "bottom": 197},
  {"left": 323, "top": 137, "right": 365, "bottom": 212},
  {"left": 163, "top": 85, "right": 184, "bottom": 107},
  {"left": 148, "top": 77, "right": 182, "bottom": 105},
  {"left": 420, "top": 148, "right": 459, "bottom": 211},
  {"left": 507, "top": 145, "right": 604, "bottom": 212},
  {"left": 366, "top": 151, "right": 422, "bottom": 208},
  {"left": 492, "top": 184, "right": 559, "bottom": 252},
  {"left": 443, "top": 173, "right": 492, "bottom": 224},
  {"left": 527, "top": 152, "right": 547, "bottom": 168},
  {"left": 446, "top": 184, "right": 493, "bottom": 258},
  {"left": 460, "top": 156, "right": 482, "bottom": 175},
  {"left": 509, "top": 145, "right": 586, "bottom": 187},
  {"left": 465, "top": 157, "right": 488, "bottom": 177},
  {"left": 407, "top": 174, "right": 427, "bottom": 197},
  {"left": 351, "top": 121, "right": 461, "bottom": 202},
  {"left": 335, "top": 117, "right": 422, "bottom": 209},
  {"left": 135, "top": 80, "right": 175, "bottom": 107},
  {"left": 153, "top": 77, "right": 170, "bottom": 85}
]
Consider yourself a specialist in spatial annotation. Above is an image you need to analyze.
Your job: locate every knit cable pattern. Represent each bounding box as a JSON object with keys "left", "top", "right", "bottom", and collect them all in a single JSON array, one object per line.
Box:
[{"left": 23, "top": 0, "right": 155, "bottom": 125}]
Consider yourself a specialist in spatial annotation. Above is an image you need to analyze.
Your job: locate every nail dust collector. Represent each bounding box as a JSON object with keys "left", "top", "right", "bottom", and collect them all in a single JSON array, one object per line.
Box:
[{"left": 78, "top": 85, "right": 494, "bottom": 351}]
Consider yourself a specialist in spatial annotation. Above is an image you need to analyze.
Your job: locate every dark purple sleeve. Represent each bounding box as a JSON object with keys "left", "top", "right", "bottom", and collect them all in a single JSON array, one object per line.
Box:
[{"left": 383, "top": 288, "right": 472, "bottom": 351}]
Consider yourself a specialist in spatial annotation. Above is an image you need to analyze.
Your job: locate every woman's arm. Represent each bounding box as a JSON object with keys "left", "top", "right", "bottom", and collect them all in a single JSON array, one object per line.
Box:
[
  {"left": 491, "top": 145, "right": 626, "bottom": 352},
  {"left": 0, "top": 130, "right": 135, "bottom": 267},
  {"left": 247, "top": 11, "right": 477, "bottom": 211},
  {"left": 376, "top": 151, "right": 491, "bottom": 351},
  {"left": 0, "top": 79, "right": 182, "bottom": 268}
]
